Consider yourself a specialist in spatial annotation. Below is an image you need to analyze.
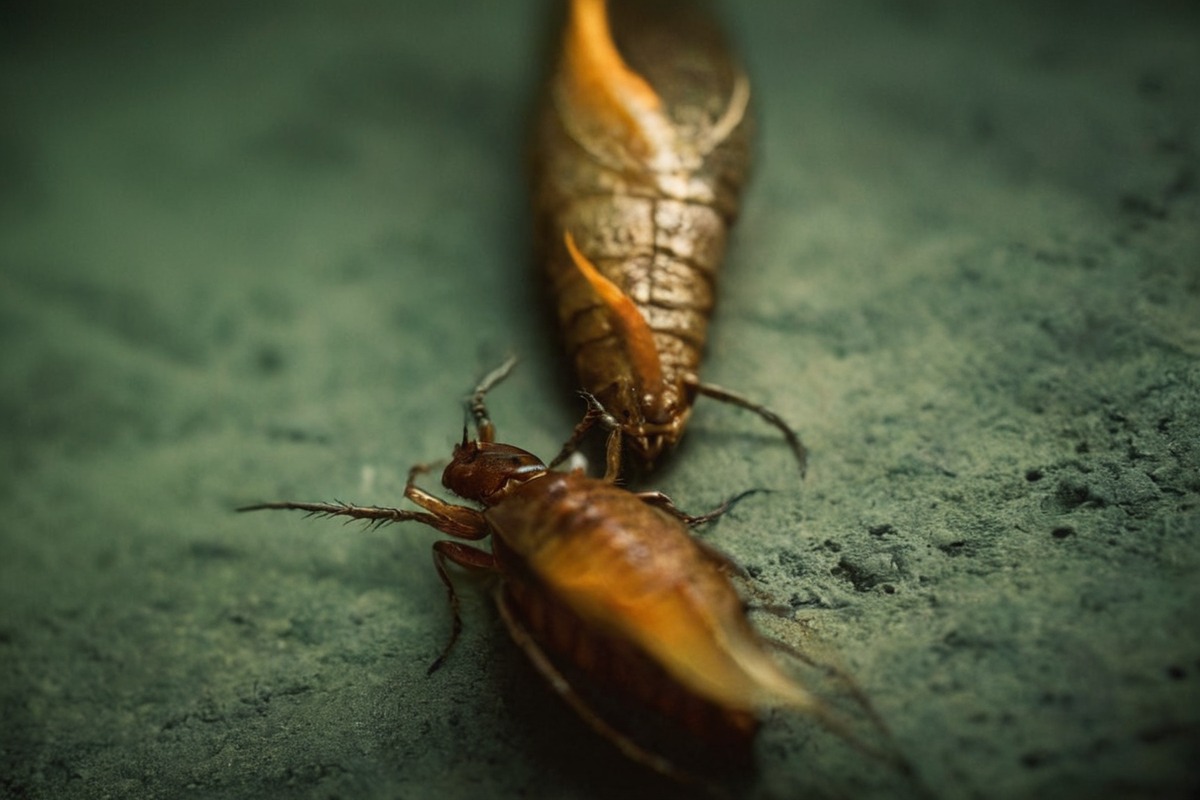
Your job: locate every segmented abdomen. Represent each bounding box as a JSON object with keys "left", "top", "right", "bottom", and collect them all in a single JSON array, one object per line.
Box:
[
  {"left": 501, "top": 575, "right": 760, "bottom": 756},
  {"left": 530, "top": 0, "right": 752, "bottom": 399},
  {"left": 485, "top": 471, "right": 796, "bottom": 756},
  {"left": 546, "top": 194, "right": 727, "bottom": 392},
  {"left": 489, "top": 473, "right": 760, "bottom": 754}
]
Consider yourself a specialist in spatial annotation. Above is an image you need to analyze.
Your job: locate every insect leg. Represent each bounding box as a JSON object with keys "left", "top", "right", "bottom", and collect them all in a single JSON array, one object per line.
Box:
[
  {"left": 467, "top": 355, "right": 518, "bottom": 443},
  {"left": 634, "top": 488, "right": 764, "bottom": 527},
  {"left": 494, "top": 588, "right": 713, "bottom": 791},
  {"left": 236, "top": 500, "right": 446, "bottom": 529},
  {"left": 634, "top": 490, "right": 765, "bottom": 580},
  {"left": 237, "top": 465, "right": 487, "bottom": 537},
  {"left": 698, "top": 68, "right": 751, "bottom": 155},
  {"left": 690, "top": 380, "right": 808, "bottom": 476},
  {"left": 549, "top": 391, "right": 624, "bottom": 483},
  {"left": 403, "top": 464, "right": 490, "bottom": 539},
  {"left": 548, "top": 397, "right": 598, "bottom": 468},
  {"left": 427, "top": 540, "right": 498, "bottom": 674}
]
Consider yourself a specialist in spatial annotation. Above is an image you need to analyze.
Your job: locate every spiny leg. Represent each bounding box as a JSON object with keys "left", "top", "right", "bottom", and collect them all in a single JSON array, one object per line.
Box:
[
  {"left": 549, "top": 391, "right": 625, "bottom": 483},
  {"left": 548, "top": 394, "right": 601, "bottom": 468},
  {"left": 690, "top": 380, "right": 807, "bottom": 477},
  {"left": 237, "top": 466, "right": 489, "bottom": 539},
  {"left": 635, "top": 489, "right": 757, "bottom": 579},
  {"left": 242, "top": 480, "right": 497, "bottom": 674},
  {"left": 427, "top": 540, "right": 498, "bottom": 674},
  {"left": 635, "top": 488, "right": 765, "bottom": 527},
  {"left": 397, "top": 467, "right": 495, "bottom": 673},
  {"left": 238, "top": 498, "right": 490, "bottom": 670},
  {"left": 236, "top": 500, "right": 445, "bottom": 529},
  {"left": 467, "top": 355, "right": 518, "bottom": 443},
  {"left": 403, "top": 464, "right": 490, "bottom": 539}
]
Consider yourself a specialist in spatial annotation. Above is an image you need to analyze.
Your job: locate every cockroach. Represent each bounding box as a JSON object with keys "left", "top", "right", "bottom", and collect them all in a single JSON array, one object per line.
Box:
[
  {"left": 531, "top": 0, "right": 805, "bottom": 478},
  {"left": 239, "top": 359, "right": 896, "bottom": 785}
]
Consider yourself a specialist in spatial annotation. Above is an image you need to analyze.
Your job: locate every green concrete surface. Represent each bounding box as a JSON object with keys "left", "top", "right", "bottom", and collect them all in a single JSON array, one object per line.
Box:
[{"left": 2, "top": 2, "right": 1197, "bottom": 798}]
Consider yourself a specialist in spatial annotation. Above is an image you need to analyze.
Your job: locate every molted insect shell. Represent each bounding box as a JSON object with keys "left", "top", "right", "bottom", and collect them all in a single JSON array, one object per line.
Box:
[{"left": 531, "top": 0, "right": 754, "bottom": 467}]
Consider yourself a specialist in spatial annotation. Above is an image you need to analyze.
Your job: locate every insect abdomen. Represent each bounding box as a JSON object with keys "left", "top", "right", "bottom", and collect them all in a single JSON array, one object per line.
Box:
[
  {"left": 547, "top": 194, "right": 724, "bottom": 385},
  {"left": 502, "top": 575, "right": 761, "bottom": 756},
  {"left": 486, "top": 473, "right": 782, "bottom": 756},
  {"left": 531, "top": 0, "right": 752, "bottom": 398}
]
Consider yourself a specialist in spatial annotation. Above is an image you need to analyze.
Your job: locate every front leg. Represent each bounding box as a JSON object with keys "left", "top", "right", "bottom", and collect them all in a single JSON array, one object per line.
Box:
[
  {"left": 548, "top": 400, "right": 601, "bottom": 469},
  {"left": 237, "top": 499, "right": 446, "bottom": 529},
  {"left": 550, "top": 391, "right": 624, "bottom": 483},
  {"left": 404, "top": 463, "right": 489, "bottom": 539},
  {"left": 238, "top": 464, "right": 490, "bottom": 540}
]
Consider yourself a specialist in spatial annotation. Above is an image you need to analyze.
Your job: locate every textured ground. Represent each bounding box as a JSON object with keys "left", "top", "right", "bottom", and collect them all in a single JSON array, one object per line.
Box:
[{"left": 2, "top": 2, "right": 1198, "bottom": 798}]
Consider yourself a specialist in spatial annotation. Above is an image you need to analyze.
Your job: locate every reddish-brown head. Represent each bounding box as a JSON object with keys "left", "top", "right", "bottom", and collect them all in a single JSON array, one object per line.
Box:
[{"left": 442, "top": 435, "right": 548, "bottom": 506}]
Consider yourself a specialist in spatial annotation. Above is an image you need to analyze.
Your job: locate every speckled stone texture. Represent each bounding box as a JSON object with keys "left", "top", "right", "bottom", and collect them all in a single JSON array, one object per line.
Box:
[{"left": 1, "top": 2, "right": 1197, "bottom": 799}]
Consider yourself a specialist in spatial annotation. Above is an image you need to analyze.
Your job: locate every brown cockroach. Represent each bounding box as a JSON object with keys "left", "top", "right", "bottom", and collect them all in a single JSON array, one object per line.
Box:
[
  {"left": 239, "top": 359, "right": 893, "bottom": 785},
  {"left": 531, "top": 0, "right": 805, "bottom": 478}
]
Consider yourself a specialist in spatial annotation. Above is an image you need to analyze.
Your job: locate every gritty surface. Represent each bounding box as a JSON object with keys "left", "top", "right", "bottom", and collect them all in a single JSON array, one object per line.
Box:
[{"left": 1, "top": 2, "right": 1198, "bottom": 799}]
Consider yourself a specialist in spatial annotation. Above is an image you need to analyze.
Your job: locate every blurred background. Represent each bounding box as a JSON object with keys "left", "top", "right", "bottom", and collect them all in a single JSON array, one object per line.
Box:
[{"left": 2, "top": 2, "right": 1197, "bottom": 798}]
